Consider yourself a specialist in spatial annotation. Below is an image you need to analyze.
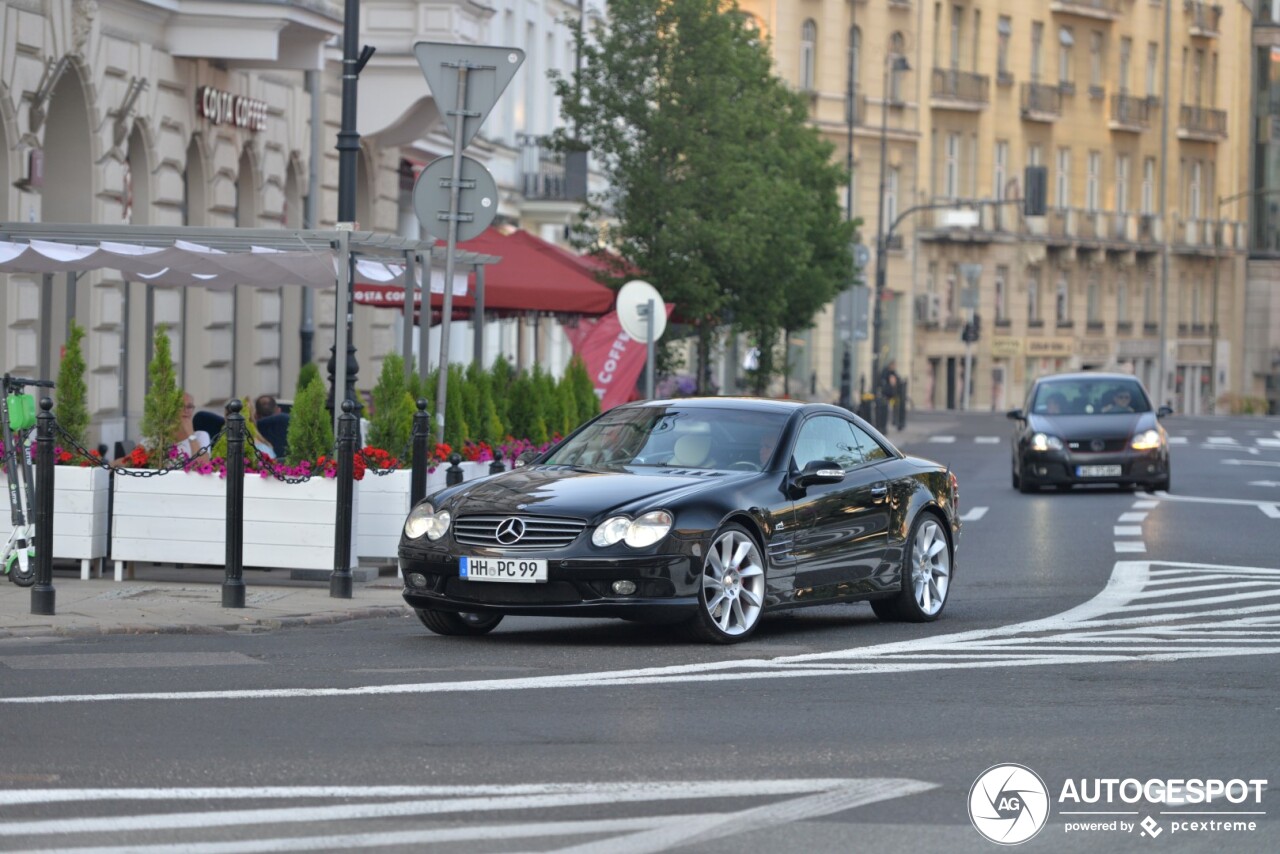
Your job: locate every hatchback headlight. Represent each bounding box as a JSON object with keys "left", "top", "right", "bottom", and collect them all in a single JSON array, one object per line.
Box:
[
  {"left": 1131, "top": 429, "right": 1162, "bottom": 451},
  {"left": 404, "top": 502, "right": 451, "bottom": 540},
  {"left": 1030, "top": 432, "right": 1064, "bottom": 452},
  {"left": 592, "top": 510, "right": 674, "bottom": 548}
]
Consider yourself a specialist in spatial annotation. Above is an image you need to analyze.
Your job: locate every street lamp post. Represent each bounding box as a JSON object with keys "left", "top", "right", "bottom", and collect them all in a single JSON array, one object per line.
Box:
[{"left": 871, "top": 53, "right": 909, "bottom": 432}]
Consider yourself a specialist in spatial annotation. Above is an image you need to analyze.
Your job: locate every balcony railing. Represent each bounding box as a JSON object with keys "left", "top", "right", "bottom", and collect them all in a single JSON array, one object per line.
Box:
[
  {"left": 930, "top": 68, "right": 990, "bottom": 108},
  {"left": 1021, "top": 82, "right": 1063, "bottom": 120},
  {"left": 1186, "top": 0, "right": 1222, "bottom": 37},
  {"left": 519, "top": 141, "right": 588, "bottom": 202},
  {"left": 1050, "top": 0, "right": 1122, "bottom": 21},
  {"left": 1109, "top": 93, "right": 1152, "bottom": 130},
  {"left": 1178, "top": 104, "right": 1228, "bottom": 140}
]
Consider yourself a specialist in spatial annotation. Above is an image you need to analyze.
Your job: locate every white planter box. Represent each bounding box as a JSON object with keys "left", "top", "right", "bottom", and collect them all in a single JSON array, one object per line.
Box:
[
  {"left": 111, "top": 471, "right": 358, "bottom": 581},
  {"left": 0, "top": 466, "right": 110, "bottom": 579},
  {"left": 355, "top": 461, "right": 497, "bottom": 562}
]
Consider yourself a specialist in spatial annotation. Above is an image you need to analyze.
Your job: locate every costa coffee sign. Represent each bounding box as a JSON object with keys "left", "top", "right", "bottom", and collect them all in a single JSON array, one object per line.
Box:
[{"left": 196, "top": 86, "right": 267, "bottom": 132}]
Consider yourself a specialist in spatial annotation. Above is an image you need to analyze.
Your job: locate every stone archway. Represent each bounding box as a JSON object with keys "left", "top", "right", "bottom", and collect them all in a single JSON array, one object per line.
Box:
[{"left": 41, "top": 63, "right": 96, "bottom": 395}]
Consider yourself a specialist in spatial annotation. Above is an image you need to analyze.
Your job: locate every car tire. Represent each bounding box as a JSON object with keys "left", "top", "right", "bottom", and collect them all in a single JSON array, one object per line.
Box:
[
  {"left": 414, "top": 609, "right": 504, "bottom": 636},
  {"left": 1011, "top": 467, "right": 1021, "bottom": 490},
  {"left": 871, "top": 513, "right": 952, "bottom": 623},
  {"left": 1151, "top": 474, "right": 1171, "bottom": 493},
  {"left": 688, "top": 523, "right": 767, "bottom": 644},
  {"left": 1018, "top": 475, "right": 1036, "bottom": 494}
]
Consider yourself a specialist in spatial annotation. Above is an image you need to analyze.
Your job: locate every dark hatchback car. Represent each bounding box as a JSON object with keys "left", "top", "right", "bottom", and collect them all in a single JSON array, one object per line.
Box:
[
  {"left": 1008, "top": 372, "right": 1173, "bottom": 493},
  {"left": 399, "top": 398, "right": 961, "bottom": 643}
]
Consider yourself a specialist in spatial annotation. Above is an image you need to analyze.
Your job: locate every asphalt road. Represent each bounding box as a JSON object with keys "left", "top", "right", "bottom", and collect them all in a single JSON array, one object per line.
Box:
[{"left": 1, "top": 411, "right": 1277, "bottom": 853}]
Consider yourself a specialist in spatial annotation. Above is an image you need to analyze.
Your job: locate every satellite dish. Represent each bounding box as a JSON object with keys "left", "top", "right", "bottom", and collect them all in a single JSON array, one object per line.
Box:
[{"left": 616, "top": 280, "right": 667, "bottom": 344}]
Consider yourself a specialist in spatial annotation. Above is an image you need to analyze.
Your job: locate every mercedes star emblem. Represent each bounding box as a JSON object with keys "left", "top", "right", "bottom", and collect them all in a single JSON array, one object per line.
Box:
[{"left": 495, "top": 517, "right": 526, "bottom": 545}]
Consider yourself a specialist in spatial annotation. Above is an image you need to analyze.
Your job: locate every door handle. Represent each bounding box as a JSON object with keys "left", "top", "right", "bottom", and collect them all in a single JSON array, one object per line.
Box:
[{"left": 870, "top": 483, "right": 888, "bottom": 501}]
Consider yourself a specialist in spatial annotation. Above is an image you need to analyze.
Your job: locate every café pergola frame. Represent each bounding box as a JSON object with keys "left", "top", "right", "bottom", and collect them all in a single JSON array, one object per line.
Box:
[{"left": 0, "top": 222, "right": 499, "bottom": 434}]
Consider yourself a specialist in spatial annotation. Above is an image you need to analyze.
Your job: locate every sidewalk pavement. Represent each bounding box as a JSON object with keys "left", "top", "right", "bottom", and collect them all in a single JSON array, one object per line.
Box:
[
  {"left": 0, "top": 409, "right": 967, "bottom": 640},
  {"left": 0, "top": 564, "right": 410, "bottom": 639}
]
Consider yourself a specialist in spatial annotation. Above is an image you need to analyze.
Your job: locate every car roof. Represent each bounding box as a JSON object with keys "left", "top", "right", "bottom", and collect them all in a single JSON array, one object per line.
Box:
[
  {"left": 615, "top": 396, "right": 809, "bottom": 414},
  {"left": 1033, "top": 372, "right": 1148, "bottom": 386}
]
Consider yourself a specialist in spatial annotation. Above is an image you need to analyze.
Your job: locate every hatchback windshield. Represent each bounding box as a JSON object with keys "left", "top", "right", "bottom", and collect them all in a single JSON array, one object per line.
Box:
[
  {"left": 1031, "top": 380, "right": 1151, "bottom": 415},
  {"left": 544, "top": 406, "right": 791, "bottom": 471}
]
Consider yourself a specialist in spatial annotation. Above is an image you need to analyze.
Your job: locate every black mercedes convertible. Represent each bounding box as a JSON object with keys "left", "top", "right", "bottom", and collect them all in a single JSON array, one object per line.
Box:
[{"left": 399, "top": 397, "right": 960, "bottom": 643}]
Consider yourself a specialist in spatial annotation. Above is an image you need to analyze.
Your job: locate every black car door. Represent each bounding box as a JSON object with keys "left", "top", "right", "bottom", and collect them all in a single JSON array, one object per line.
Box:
[{"left": 789, "top": 415, "right": 893, "bottom": 601}]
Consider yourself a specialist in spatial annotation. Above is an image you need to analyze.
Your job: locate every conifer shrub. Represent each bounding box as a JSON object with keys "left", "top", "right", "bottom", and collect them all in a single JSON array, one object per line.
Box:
[
  {"left": 56, "top": 319, "right": 89, "bottom": 448},
  {"left": 287, "top": 374, "right": 335, "bottom": 466},
  {"left": 140, "top": 326, "right": 183, "bottom": 468}
]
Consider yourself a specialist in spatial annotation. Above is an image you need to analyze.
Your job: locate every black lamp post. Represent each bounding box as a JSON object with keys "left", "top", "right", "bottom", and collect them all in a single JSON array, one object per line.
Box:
[
  {"left": 870, "top": 53, "right": 910, "bottom": 431},
  {"left": 329, "top": 0, "right": 375, "bottom": 411}
]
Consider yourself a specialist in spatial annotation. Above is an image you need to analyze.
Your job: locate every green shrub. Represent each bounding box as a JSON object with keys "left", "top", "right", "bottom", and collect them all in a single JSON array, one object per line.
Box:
[
  {"left": 56, "top": 320, "right": 89, "bottom": 447},
  {"left": 296, "top": 362, "right": 321, "bottom": 398},
  {"left": 140, "top": 326, "right": 183, "bottom": 468},
  {"left": 368, "top": 354, "right": 416, "bottom": 459},
  {"left": 443, "top": 365, "right": 471, "bottom": 450},
  {"left": 489, "top": 355, "right": 515, "bottom": 428},
  {"left": 565, "top": 354, "right": 600, "bottom": 425},
  {"left": 507, "top": 371, "right": 548, "bottom": 445},
  {"left": 287, "top": 374, "right": 335, "bottom": 465}
]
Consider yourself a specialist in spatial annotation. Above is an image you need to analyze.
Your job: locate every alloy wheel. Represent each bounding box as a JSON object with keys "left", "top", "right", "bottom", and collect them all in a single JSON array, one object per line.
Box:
[
  {"left": 910, "top": 519, "right": 950, "bottom": 616},
  {"left": 701, "top": 529, "right": 766, "bottom": 637}
]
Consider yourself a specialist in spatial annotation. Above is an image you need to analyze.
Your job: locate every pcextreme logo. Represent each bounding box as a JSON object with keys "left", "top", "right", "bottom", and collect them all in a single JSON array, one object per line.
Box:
[{"left": 968, "top": 764, "right": 1051, "bottom": 845}]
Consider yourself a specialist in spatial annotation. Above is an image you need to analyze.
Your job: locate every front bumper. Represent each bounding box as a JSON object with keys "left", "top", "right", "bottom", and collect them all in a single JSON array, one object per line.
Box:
[
  {"left": 399, "top": 547, "right": 703, "bottom": 619},
  {"left": 1018, "top": 447, "right": 1169, "bottom": 486}
]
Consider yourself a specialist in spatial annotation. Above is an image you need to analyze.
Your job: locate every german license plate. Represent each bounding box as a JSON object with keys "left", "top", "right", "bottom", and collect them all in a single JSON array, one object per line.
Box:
[
  {"left": 459, "top": 556, "right": 548, "bottom": 583},
  {"left": 1077, "top": 465, "right": 1122, "bottom": 477}
]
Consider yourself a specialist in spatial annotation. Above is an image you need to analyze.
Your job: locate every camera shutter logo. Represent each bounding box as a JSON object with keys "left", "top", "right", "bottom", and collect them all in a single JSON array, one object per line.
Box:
[
  {"left": 969, "top": 764, "right": 1051, "bottom": 845},
  {"left": 495, "top": 518, "right": 526, "bottom": 545}
]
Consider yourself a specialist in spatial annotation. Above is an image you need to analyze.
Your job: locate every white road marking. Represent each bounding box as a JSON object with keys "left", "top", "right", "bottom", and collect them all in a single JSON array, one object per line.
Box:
[
  {"left": 1118, "top": 512, "right": 1149, "bottom": 522},
  {"left": 1114, "top": 526, "right": 1143, "bottom": 537},
  {"left": 1114, "top": 542, "right": 1146, "bottom": 553},
  {"left": 927, "top": 435, "right": 956, "bottom": 443},
  {"left": 1248, "top": 480, "right": 1280, "bottom": 488},
  {"left": 1167, "top": 436, "right": 1189, "bottom": 445},
  {"left": 958, "top": 507, "right": 988, "bottom": 522},
  {"left": 1132, "top": 500, "right": 1160, "bottom": 509},
  {"left": 1222, "top": 458, "right": 1280, "bottom": 467},
  {"left": 5, "top": 563, "right": 1280, "bottom": 703},
  {"left": 1201, "top": 445, "right": 1259, "bottom": 455},
  {"left": 1257, "top": 438, "right": 1280, "bottom": 449},
  {"left": 1144, "top": 490, "right": 1280, "bottom": 518},
  {"left": 1206, "top": 437, "right": 1238, "bottom": 445},
  {"left": 0, "top": 779, "right": 935, "bottom": 854},
  {"left": 975, "top": 436, "right": 1000, "bottom": 444}
]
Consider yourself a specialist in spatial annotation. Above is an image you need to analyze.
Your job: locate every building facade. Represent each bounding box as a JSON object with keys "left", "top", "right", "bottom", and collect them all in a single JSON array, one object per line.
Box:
[
  {"left": 744, "top": 0, "right": 1254, "bottom": 415},
  {"left": 1249, "top": 0, "right": 1280, "bottom": 413},
  {"left": 0, "top": 0, "right": 600, "bottom": 449}
]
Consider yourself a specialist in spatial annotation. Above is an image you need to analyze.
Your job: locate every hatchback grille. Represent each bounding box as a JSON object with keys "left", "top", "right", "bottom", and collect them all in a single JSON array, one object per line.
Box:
[
  {"left": 453, "top": 515, "right": 587, "bottom": 550},
  {"left": 1067, "top": 439, "right": 1127, "bottom": 453}
]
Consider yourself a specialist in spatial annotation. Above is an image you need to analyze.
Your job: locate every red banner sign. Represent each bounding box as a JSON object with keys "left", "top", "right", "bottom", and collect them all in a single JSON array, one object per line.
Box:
[{"left": 564, "top": 304, "right": 673, "bottom": 411}]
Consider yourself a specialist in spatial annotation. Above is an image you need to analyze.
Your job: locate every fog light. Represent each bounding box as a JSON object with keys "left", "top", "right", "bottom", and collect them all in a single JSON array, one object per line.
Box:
[
  {"left": 408, "top": 573, "right": 428, "bottom": 589},
  {"left": 1036, "top": 466, "right": 1048, "bottom": 476},
  {"left": 612, "top": 580, "right": 637, "bottom": 596}
]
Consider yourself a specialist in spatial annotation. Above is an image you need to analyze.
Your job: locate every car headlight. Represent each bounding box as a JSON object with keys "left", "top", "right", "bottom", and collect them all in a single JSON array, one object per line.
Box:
[
  {"left": 1131, "top": 428, "right": 1162, "bottom": 451},
  {"left": 404, "top": 502, "right": 451, "bottom": 541},
  {"left": 592, "top": 510, "right": 674, "bottom": 548},
  {"left": 1030, "top": 432, "right": 1064, "bottom": 452}
]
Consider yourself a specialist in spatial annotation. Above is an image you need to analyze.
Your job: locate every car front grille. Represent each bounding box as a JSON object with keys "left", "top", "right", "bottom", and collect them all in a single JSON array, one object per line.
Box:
[
  {"left": 453, "top": 515, "right": 587, "bottom": 550},
  {"left": 444, "top": 577, "right": 584, "bottom": 605},
  {"left": 1067, "top": 438, "right": 1128, "bottom": 453}
]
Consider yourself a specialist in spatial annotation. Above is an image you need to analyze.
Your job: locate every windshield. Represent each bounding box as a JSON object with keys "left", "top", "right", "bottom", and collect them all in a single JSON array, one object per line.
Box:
[
  {"left": 544, "top": 406, "right": 791, "bottom": 471},
  {"left": 1031, "top": 379, "right": 1151, "bottom": 415}
]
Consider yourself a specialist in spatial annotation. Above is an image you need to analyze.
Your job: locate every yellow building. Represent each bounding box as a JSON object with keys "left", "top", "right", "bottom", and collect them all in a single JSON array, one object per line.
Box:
[{"left": 742, "top": 0, "right": 1253, "bottom": 415}]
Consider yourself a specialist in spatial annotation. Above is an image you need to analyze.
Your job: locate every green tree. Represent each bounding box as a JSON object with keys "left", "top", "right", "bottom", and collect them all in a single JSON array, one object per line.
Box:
[
  {"left": 368, "top": 354, "right": 416, "bottom": 459},
  {"left": 56, "top": 320, "right": 89, "bottom": 448},
  {"left": 488, "top": 355, "right": 515, "bottom": 430},
  {"left": 286, "top": 374, "right": 334, "bottom": 465},
  {"left": 466, "top": 363, "right": 505, "bottom": 447},
  {"left": 507, "top": 371, "right": 548, "bottom": 445},
  {"left": 565, "top": 354, "right": 600, "bottom": 425},
  {"left": 551, "top": 0, "right": 854, "bottom": 392},
  {"left": 296, "top": 362, "right": 321, "bottom": 398},
  {"left": 442, "top": 365, "right": 471, "bottom": 450},
  {"left": 140, "top": 326, "right": 183, "bottom": 467}
]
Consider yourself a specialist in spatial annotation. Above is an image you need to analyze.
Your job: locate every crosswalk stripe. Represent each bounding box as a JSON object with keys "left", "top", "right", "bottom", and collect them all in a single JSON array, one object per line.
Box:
[
  {"left": 1257, "top": 438, "right": 1280, "bottom": 448},
  {"left": 1168, "top": 436, "right": 1189, "bottom": 445},
  {"left": 1114, "top": 542, "right": 1146, "bottom": 553},
  {"left": 975, "top": 436, "right": 1000, "bottom": 444},
  {"left": 1114, "top": 526, "right": 1143, "bottom": 536},
  {"left": 927, "top": 435, "right": 956, "bottom": 443},
  {"left": 958, "top": 507, "right": 988, "bottom": 522},
  {"left": 1206, "top": 437, "right": 1238, "bottom": 445}
]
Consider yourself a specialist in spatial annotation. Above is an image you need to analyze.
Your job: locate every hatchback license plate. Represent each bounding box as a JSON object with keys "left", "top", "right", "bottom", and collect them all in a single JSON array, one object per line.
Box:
[
  {"left": 459, "top": 556, "right": 548, "bottom": 583},
  {"left": 1077, "top": 465, "right": 1122, "bottom": 477}
]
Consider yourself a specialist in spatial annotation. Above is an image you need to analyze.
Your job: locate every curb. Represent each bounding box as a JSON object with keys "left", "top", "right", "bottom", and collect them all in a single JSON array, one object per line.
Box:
[{"left": 0, "top": 605, "right": 411, "bottom": 640}]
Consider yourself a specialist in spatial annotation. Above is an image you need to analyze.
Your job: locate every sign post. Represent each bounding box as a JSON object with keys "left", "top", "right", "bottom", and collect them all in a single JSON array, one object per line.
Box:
[{"left": 412, "top": 42, "right": 524, "bottom": 442}]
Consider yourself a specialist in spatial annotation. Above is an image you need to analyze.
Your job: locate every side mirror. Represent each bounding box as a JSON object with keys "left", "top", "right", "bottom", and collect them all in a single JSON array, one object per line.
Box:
[
  {"left": 516, "top": 449, "right": 540, "bottom": 467},
  {"left": 1006, "top": 408, "right": 1025, "bottom": 421},
  {"left": 1157, "top": 405, "right": 1173, "bottom": 419},
  {"left": 793, "top": 459, "right": 846, "bottom": 489}
]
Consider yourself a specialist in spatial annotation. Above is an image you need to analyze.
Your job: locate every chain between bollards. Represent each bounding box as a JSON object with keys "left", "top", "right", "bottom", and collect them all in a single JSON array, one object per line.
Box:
[
  {"left": 222, "top": 399, "right": 246, "bottom": 608},
  {"left": 30, "top": 397, "right": 55, "bottom": 616},
  {"left": 330, "top": 399, "right": 357, "bottom": 599},
  {"left": 409, "top": 398, "right": 430, "bottom": 507}
]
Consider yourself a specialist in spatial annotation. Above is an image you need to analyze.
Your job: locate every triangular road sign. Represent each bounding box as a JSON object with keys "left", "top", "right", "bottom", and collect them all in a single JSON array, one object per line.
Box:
[{"left": 413, "top": 42, "right": 525, "bottom": 149}]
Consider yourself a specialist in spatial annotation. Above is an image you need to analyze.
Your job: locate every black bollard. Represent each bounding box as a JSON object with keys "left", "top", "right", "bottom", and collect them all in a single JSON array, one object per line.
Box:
[
  {"left": 330, "top": 399, "right": 357, "bottom": 599},
  {"left": 446, "top": 452, "right": 464, "bottom": 486},
  {"left": 222, "top": 399, "right": 246, "bottom": 608},
  {"left": 409, "top": 398, "right": 430, "bottom": 506},
  {"left": 489, "top": 449, "right": 505, "bottom": 476},
  {"left": 31, "top": 397, "right": 55, "bottom": 616}
]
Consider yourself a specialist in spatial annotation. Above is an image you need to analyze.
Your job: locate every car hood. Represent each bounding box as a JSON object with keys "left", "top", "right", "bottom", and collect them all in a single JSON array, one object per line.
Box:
[
  {"left": 1030, "top": 412, "right": 1155, "bottom": 441},
  {"left": 433, "top": 465, "right": 735, "bottom": 520}
]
